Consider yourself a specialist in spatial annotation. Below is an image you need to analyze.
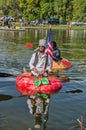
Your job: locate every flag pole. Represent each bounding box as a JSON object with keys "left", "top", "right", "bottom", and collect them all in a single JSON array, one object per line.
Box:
[{"left": 50, "top": 24, "right": 52, "bottom": 30}]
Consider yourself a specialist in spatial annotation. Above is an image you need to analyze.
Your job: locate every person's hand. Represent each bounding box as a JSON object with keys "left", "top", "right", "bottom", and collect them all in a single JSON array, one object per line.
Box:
[
  {"left": 40, "top": 70, "right": 48, "bottom": 75},
  {"left": 40, "top": 70, "right": 45, "bottom": 75},
  {"left": 32, "top": 67, "right": 38, "bottom": 72}
]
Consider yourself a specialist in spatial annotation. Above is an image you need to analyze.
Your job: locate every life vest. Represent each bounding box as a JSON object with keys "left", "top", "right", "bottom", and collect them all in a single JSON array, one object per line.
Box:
[{"left": 33, "top": 52, "right": 48, "bottom": 69}]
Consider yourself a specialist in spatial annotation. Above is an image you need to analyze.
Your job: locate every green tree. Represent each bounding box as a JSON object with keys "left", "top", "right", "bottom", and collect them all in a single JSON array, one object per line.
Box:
[
  {"left": 73, "top": 0, "right": 86, "bottom": 21},
  {"left": 54, "top": 0, "right": 73, "bottom": 22},
  {"left": 0, "top": 0, "right": 86, "bottom": 22},
  {"left": 39, "top": 0, "right": 54, "bottom": 19}
]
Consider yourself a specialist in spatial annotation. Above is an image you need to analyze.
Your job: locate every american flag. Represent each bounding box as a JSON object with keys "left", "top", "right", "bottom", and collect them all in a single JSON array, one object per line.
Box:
[{"left": 45, "top": 29, "right": 53, "bottom": 58}]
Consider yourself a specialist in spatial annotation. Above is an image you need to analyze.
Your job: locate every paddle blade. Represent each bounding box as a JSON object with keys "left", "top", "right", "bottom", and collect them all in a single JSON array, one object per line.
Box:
[
  {"left": 25, "top": 43, "right": 33, "bottom": 49},
  {"left": 61, "top": 59, "right": 72, "bottom": 68}
]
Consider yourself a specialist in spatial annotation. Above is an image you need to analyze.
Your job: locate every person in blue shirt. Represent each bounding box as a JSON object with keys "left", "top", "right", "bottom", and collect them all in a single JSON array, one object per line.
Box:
[{"left": 52, "top": 41, "right": 62, "bottom": 62}]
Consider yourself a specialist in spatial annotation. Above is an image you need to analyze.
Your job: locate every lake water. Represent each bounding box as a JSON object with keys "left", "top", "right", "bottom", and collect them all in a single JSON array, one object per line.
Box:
[{"left": 0, "top": 28, "right": 86, "bottom": 130}]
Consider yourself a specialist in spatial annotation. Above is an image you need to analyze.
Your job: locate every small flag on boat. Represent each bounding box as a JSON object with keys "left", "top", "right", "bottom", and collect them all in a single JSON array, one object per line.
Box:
[{"left": 45, "top": 29, "right": 53, "bottom": 58}]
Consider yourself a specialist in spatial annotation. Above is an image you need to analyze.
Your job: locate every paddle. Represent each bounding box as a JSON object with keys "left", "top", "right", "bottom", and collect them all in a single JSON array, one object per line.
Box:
[
  {"left": 25, "top": 42, "right": 39, "bottom": 52},
  {"left": 25, "top": 42, "right": 33, "bottom": 49},
  {"left": 61, "top": 59, "right": 72, "bottom": 68}
]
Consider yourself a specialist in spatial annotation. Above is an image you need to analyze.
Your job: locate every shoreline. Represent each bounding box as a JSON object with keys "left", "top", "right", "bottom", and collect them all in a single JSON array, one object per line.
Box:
[
  {"left": 25, "top": 25, "right": 86, "bottom": 30},
  {"left": 0, "top": 24, "right": 86, "bottom": 31}
]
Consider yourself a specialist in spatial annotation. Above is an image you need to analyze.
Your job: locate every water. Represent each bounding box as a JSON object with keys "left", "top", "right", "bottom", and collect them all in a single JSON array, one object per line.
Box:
[{"left": 0, "top": 28, "right": 86, "bottom": 130}]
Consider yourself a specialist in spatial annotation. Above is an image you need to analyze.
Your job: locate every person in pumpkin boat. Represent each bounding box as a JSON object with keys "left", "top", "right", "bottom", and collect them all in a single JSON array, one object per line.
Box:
[
  {"left": 29, "top": 39, "right": 52, "bottom": 77},
  {"left": 52, "top": 41, "right": 62, "bottom": 62}
]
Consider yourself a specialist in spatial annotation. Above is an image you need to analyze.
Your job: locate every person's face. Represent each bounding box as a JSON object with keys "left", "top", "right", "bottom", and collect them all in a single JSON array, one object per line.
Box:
[{"left": 39, "top": 46, "right": 45, "bottom": 52}]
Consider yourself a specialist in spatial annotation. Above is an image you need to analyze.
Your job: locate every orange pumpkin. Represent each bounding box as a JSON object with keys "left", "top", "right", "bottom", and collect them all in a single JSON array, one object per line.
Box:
[{"left": 52, "top": 59, "right": 72, "bottom": 72}]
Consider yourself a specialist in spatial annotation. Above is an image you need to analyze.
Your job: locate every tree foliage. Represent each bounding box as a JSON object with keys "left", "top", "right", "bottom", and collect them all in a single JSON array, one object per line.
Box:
[{"left": 0, "top": 0, "right": 86, "bottom": 22}]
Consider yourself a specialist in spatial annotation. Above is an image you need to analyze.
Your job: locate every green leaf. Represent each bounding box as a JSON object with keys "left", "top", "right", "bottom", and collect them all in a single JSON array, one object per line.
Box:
[
  {"left": 35, "top": 92, "right": 41, "bottom": 97},
  {"left": 34, "top": 78, "right": 41, "bottom": 87},
  {"left": 41, "top": 78, "right": 49, "bottom": 85},
  {"left": 41, "top": 94, "right": 48, "bottom": 99}
]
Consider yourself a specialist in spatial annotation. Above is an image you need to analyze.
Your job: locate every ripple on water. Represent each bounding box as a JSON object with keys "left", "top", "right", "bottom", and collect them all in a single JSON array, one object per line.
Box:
[{"left": 0, "top": 114, "right": 7, "bottom": 127}]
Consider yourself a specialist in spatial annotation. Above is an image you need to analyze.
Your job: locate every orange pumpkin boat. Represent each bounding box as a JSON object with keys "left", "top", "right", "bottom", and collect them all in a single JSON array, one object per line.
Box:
[
  {"left": 52, "top": 58, "right": 72, "bottom": 72},
  {"left": 16, "top": 72, "right": 62, "bottom": 96}
]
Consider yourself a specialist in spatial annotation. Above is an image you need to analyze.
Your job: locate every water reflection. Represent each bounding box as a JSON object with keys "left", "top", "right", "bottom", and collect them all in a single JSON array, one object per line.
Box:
[
  {"left": 0, "top": 28, "right": 86, "bottom": 130},
  {"left": 0, "top": 72, "right": 13, "bottom": 77},
  {"left": 0, "top": 30, "right": 25, "bottom": 42},
  {"left": 27, "top": 95, "right": 50, "bottom": 130},
  {"left": 0, "top": 94, "right": 13, "bottom": 101},
  {"left": 0, "top": 94, "right": 24, "bottom": 101}
]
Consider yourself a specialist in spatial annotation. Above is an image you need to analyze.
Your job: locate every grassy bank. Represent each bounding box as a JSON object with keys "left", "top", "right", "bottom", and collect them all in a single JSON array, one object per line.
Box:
[
  {"left": 26, "top": 24, "right": 86, "bottom": 30},
  {"left": 0, "top": 22, "right": 86, "bottom": 30},
  {"left": 14, "top": 22, "right": 86, "bottom": 30}
]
